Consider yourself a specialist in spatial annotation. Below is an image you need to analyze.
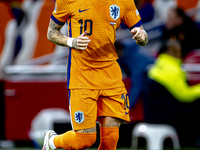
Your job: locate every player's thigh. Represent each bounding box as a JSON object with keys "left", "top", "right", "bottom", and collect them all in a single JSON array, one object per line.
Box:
[
  {"left": 97, "top": 87, "right": 130, "bottom": 123},
  {"left": 69, "top": 89, "right": 99, "bottom": 131}
]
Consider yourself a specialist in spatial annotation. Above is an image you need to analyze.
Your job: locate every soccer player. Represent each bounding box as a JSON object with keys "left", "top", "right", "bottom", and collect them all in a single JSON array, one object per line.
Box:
[{"left": 42, "top": 0, "right": 148, "bottom": 149}]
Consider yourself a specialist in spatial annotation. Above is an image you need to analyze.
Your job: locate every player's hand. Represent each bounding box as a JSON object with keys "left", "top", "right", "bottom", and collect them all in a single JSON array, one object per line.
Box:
[
  {"left": 130, "top": 27, "right": 146, "bottom": 44},
  {"left": 72, "top": 31, "right": 91, "bottom": 50}
]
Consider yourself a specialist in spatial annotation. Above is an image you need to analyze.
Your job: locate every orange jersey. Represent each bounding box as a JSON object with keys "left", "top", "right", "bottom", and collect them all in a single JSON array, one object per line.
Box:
[{"left": 51, "top": 0, "right": 142, "bottom": 89}]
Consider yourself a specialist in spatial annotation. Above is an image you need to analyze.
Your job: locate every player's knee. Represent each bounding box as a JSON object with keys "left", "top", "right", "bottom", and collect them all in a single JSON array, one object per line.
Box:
[
  {"left": 111, "top": 131, "right": 119, "bottom": 142},
  {"left": 76, "top": 132, "right": 96, "bottom": 149},
  {"left": 106, "top": 128, "right": 119, "bottom": 142},
  {"left": 98, "top": 127, "right": 119, "bottom": 150}
]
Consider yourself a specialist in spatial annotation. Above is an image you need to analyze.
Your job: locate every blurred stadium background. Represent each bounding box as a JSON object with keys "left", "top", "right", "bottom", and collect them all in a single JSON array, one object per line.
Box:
[{"left": 1, "top": 0, "right": 200, "bottom": 149}]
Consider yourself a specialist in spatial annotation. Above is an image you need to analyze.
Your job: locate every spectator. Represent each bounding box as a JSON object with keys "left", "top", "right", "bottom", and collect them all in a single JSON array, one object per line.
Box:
[
  {"left": 116, "top": 40, "right": 154, "bottom": 108},
  {"left": 144, "top": 39, "right": 200, "bottom": 147},
  {"left": 162, "top": 7, "right": 200, "bottom": 58}
]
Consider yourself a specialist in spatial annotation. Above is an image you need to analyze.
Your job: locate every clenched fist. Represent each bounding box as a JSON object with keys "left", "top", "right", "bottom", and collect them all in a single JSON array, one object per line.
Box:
[
  {"left": 72, "top": 31, "right": 91, "bottom": 50},
  {"left": 130, "top": 26, "right": 148, "bottom": 46}
]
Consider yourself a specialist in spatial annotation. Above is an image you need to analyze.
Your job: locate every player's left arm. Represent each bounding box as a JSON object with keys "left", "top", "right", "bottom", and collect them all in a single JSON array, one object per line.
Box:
[{"left": 130, "top": 25, "right": 148, "bottom": 46}]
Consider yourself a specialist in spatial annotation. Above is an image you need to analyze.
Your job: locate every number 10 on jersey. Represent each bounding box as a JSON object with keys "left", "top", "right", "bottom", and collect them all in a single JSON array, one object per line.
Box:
[{"left": 78, "top": 19, "right": 93, "bottom": 36}]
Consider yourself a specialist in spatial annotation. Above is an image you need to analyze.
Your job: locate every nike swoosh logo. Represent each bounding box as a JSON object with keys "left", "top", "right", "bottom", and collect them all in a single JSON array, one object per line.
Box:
[{"left": 79, "top": 8, "right": 90, "bottom": 13}]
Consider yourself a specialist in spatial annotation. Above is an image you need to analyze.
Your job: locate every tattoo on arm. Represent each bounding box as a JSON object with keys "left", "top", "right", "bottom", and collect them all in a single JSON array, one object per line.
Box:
[{"left": 47, "top": 19, "right": 68, "bottom": 47}]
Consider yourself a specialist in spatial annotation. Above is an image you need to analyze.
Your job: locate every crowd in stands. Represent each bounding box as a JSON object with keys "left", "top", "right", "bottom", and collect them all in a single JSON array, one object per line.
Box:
[
  {"left": 117, "top": 0, "right": 200, "bottom": 147},
  {"left": 144, "top": 40, "right": 200, "bottom": 147},
  {"left": 1, "top": 0, "right": 200, "bottom": 148}
]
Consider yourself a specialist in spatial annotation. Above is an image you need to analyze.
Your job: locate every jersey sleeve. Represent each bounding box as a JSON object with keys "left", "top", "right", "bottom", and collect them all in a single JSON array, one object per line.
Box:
[
  {"left": 123, "top": 0, "right": 142, "bottom": 30},
  {"left": 51, "top": 0, "right": 71, "bottom": 26}
]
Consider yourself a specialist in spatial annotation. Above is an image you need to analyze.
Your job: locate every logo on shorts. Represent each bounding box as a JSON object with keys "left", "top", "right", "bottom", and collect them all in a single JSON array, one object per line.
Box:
[
  {"left": 121, "top": 94, "right": 130, "bottom": 115},
  {"left": 110, "top": 5, "right": 120, "bottom": 20},
  {"left": 75, "top": 111, "right": 84, "bottom": 124}
]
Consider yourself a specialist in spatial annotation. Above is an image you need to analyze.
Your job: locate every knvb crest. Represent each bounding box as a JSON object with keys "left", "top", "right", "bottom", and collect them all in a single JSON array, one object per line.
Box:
[
  {"left": 110, "top": 5, "right": 120, "bottom": 20},
  {"left": 75, "top": 111, "right": 84, "bottom": 124}
]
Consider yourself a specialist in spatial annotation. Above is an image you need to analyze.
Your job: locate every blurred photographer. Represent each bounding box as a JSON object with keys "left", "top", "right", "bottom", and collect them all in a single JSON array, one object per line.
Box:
[
  {"left": 162, "top": 7, "right": 200, "bottom": 58},
  {"left": 144, "top": 39, "right": 200, "bottom": 147}
]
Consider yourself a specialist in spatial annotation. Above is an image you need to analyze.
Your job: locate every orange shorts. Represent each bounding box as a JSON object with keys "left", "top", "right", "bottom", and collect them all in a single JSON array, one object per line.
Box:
[{"left": 69, "top": 87, "right": 130, "bottom": 131}]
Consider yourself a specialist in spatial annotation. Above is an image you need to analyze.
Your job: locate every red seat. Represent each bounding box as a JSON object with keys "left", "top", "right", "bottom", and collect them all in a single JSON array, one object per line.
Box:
[{"left": 184, "top": 49, "right": 200, "bottom": 64}]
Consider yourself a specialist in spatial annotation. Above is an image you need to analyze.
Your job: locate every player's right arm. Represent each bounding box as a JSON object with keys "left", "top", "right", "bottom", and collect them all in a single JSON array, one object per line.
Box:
[
  {"left": 47, "top": 18, "right": 91, "bottom": 50},
  {"left": 47, "top": 18, "right": 68, "bottom": 46}
]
